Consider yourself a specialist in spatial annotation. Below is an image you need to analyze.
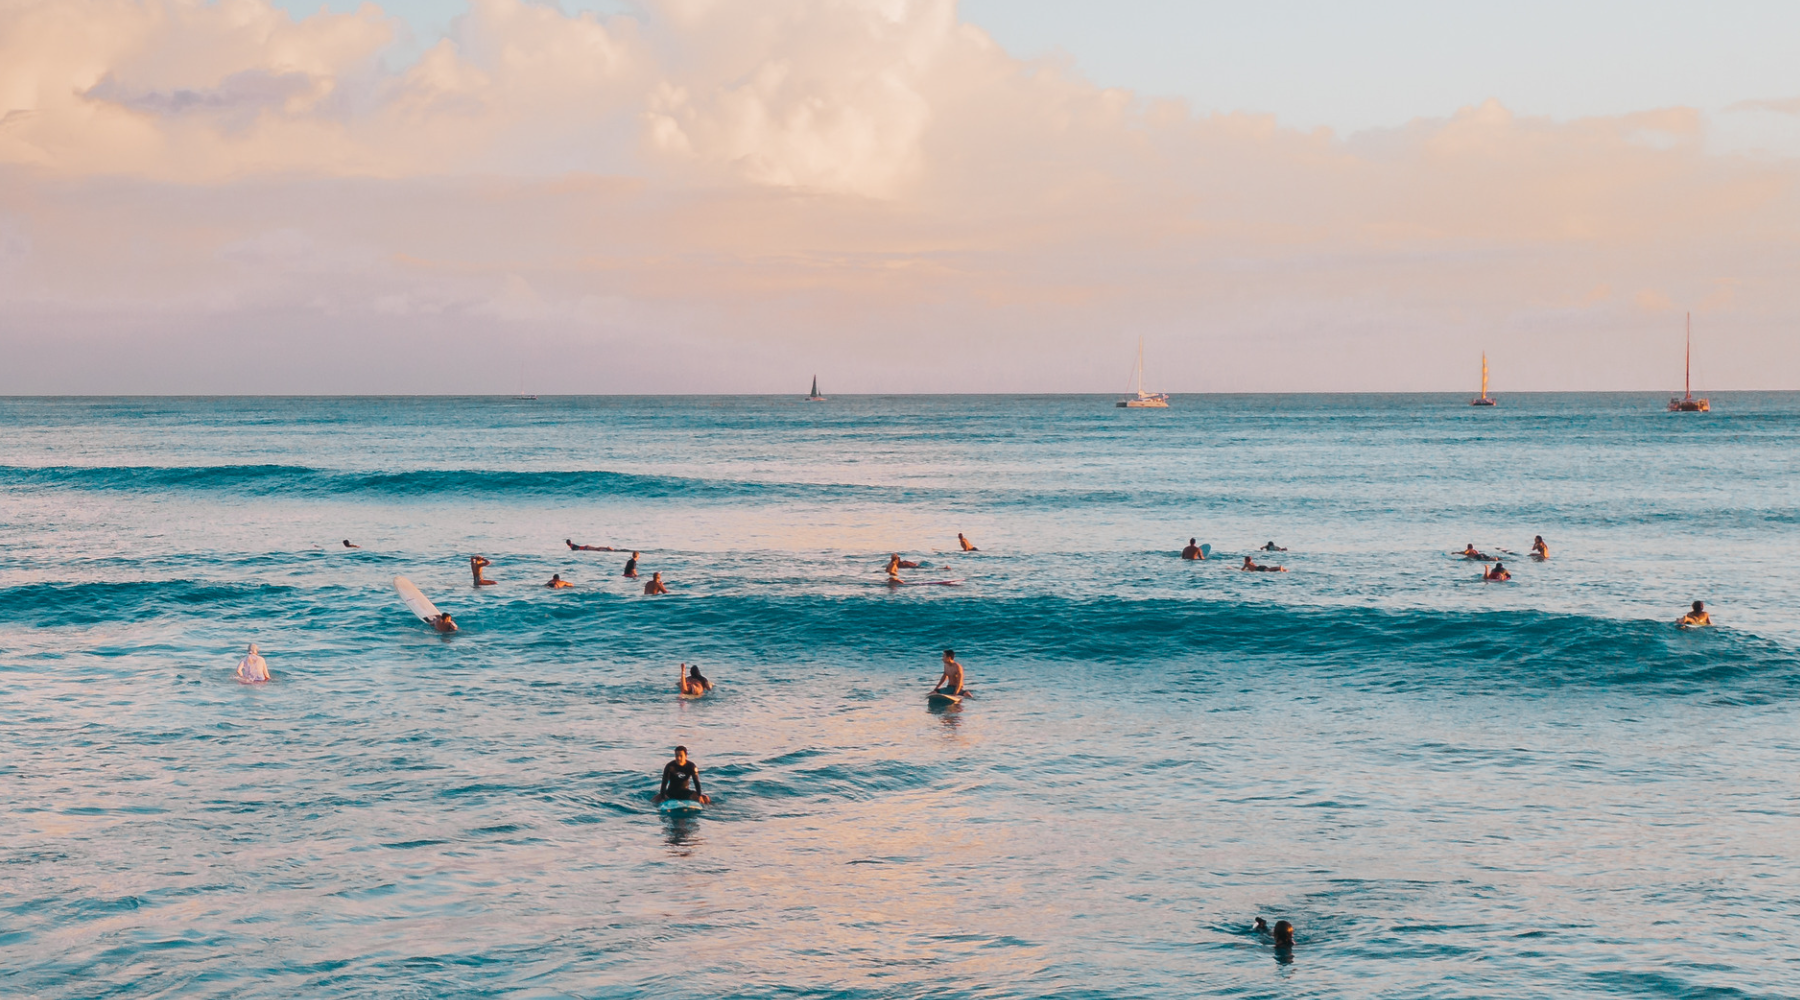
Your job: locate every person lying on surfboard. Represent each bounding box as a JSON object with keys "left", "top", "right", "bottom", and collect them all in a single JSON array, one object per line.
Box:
[
  {"left": 545, "top": 573, "right": 573, "bottom": 589},
  {"left": 958, "top": 533, "right": 979, "bottom": 552},
  {"left": 933, "top": 649, "right": 969, "bottom": 696},
  {"left": 342, "top": 539, "right": 360, "bottom": 549},
  {"left": 566, "top": 539, "right": 617, "bottom": 551},
  {"left": 887, "top": 553, "right": 921, "bottom": 573},
  {"left": 1181, "top": 538, "right": 1205, "bottom": 560},
  {"left": 1482, "top": 561, "right": 1511, "bottom": 581},
  {"left": 1530, "top": 535, "right": 1549, "bottom": 560},
  {"left": 1678, "top": 601, "right": 1711, "bottom": 627},
  {"left": 1456, "top": 544, "right": 1496, "bottom": 561},
  {"left": 428, "top": 613, "right": 458, "bottom": 634},
  {"left": 678, "top": 663, "right": 712, "bottom": 696},
  {"left": 654, "top": 746, "right": 710, "bottom": 805},
  {"left": 622, "top": 552, "right": 639, "bottom": 578},
  {"left": 1261, "top": 541, "right": 1287, "bottom": 552},
  {"left": 470, "top": 555, "right": 496, "bottom": 586},
  {"left": 643, "top": 571, "right": 669, "bottom": 595},
  {"left": 1242, "top": 556, "right": 1287, "bottom": 572}
]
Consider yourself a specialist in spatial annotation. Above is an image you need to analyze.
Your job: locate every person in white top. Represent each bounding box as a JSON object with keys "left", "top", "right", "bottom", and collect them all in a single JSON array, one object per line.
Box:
[{"left": 235, "top": 643, "right": 271, "bottom": 684}]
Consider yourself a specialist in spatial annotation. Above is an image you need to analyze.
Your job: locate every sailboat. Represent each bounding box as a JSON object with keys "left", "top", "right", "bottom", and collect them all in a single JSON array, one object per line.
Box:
[
  {"left": 805, "top": 375, "right": 827, "bottom": 402},
  {"left": 1667, "top": 313, "right": 1710, "bottom": 412},
  {"left": 1115, "top": 338, "right": 1169, "bottom": 408},
  {"left": 1470, "top": 352, "right": 1496, "bottom": 406}
]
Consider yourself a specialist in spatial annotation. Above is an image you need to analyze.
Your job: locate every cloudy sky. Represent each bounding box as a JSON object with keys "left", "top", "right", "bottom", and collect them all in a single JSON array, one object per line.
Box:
[{"left": 3, "top": 0, "right": 1798, "bottom": 393}]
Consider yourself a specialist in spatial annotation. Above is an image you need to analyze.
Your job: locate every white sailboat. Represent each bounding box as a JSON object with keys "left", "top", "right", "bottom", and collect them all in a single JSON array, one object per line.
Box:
[
  {"left": 1668, "top": 313, "right": 1709, "bottom": 412},
  {"left": 1116, "top": 338, "right": 1169, "bottom": 408},
  {"left": 1470, "top": 352, "right": 1495, "bottom": 406}
]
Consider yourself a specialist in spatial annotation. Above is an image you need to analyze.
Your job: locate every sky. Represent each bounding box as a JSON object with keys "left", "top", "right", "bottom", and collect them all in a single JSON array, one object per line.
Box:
[{"left": 3, "top": 0, "right": 1799, "bottom": 394}]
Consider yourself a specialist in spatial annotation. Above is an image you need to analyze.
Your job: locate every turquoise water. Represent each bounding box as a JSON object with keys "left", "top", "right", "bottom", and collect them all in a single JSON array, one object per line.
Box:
[{"left": 2, "top": 394, "right": 1797, "bottom": 999}]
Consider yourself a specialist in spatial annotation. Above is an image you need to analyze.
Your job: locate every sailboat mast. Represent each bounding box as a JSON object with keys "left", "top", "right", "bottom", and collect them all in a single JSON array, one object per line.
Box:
[
  {"left": 1136, "top": 338, "right": 1145, "bottom": 395},
  {"left": 1685, "top": 313, "right": 1692, "bottom": 399},
  {"left": 1481, "top": 353, "right": 1488, "bottom": 399}
]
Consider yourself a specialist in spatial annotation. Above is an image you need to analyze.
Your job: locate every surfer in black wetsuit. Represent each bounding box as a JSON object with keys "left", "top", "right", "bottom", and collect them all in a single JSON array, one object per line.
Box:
[
  {"left": 654, "top": 746, "right": 709, "bottom": 804},
  {"left": 622, "top": 552, "right": 639, "bottom": 578}
]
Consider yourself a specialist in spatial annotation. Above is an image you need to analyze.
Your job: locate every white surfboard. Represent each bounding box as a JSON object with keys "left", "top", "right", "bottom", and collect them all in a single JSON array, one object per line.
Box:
[
  {"left": 393, "top": 576, "right": 442, "bottom": 622},
  {"left": 659, "top": 797, "right": 704, "bottom": 814}
]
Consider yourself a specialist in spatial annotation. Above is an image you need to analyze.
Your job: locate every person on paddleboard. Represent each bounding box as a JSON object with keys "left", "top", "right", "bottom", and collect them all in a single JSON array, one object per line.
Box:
[
  {"left": 654, "top": 746, "right": 709, "bottom": 805},
  {"left": 470, "top": 555, "right": 496, "bottom": 586},
  {"left": 545, "top": 573, "right": 572, "bottom": 589},
  {"left": 678, "top": 663, "right": 712, "bottom": 696},
  {"left": 1181, "top": 538, "right": 1205, "bottom": 560},
  {"left": 643, "top": 571, "right": 668, "bottom": 595},
  {"left": 933, "top": 649, "right": 969, "bottom": 696},
  {"left": 1678, "top": 601, "right": 1711, "bottom": 627},
  {"left": 622, "top": 552, "right": 639, "bottom": 578},
  {"left": 428, "top": 612, "right": 458, "bottom": 633},
  {"left": 235, "top": 643, "right": 271, "bottom": 683}
]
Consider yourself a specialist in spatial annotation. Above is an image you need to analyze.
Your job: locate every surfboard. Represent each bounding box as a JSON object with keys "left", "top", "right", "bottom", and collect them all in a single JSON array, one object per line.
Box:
[
  {"left": 898, "top": 579, "right": 964, "bottom": 587},
  {"left": 1201, "top": 543, "right": 1211, "bottom": 559},
  {"left": 393, "top": 576, "right": 442, "bottom": 622},
  {"left": 659, "top": 797, "right": 704, "bottom": 814},
  {"left": 927, "top": 691, "right": 962, "bottom": 707}
]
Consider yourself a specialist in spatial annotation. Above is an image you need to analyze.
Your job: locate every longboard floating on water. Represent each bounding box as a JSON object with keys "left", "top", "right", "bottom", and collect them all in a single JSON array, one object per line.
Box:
[
  {"left": 659, "top": 798, "right": 704, "bottom": 814},
  {"left": 893, "top": 579, "right": 964, "bottom": 587},
  {"left": 393, "top": 576, "right": 443, "bottom": 622}
]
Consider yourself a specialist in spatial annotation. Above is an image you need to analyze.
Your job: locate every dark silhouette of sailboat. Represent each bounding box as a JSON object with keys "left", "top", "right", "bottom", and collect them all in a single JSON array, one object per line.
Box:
[
  {"left": 1668, "top": 314, "right": 1709, "bottom": 412},
  {"left": 805, "top": 375, "right": 827, "bottom": 402}
]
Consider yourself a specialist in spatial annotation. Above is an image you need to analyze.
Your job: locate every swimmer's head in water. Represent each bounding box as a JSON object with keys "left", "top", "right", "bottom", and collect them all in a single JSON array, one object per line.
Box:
[
  {"left": 1693, "top": 600, "right": 1705, "bottom": 612},
  {"left": 1273, "top": 920, "right": 1294, "bottom": 946},
  {"left": 1253, "top": 917, "right": 1268, "bottom": 933}
]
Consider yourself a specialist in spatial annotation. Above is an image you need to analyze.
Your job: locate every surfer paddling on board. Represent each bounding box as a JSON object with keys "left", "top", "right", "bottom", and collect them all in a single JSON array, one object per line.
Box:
[
  {"left": 1530, "top": 535, "right": 1550, "bottom": 560},
  {"left": 1678, "top": 601, "right": 1711, "bottom": 627},
  {"left": 342, "top": 539, "right": 360, "bottom": 549},
  {"left": 470, "top": 555, "right": 496, "bottom": 586},
  {"left": 678, "top": 664, "right": 712, "bottom": 696},
  {"left": 428, "top": 613, "right": 458, "bottom": 633},
  {"left": 958, "top": 533, "right": 979, "bottom": 552},
  {"left": 622, "top": 552, "right": 639, "bottom": 578},
  {"left": 1482, "top": 561, "right": 1511, "bottom": 582},
  {"left": 545, "top": 573, "right": 572, "bottom": 589},
  {"left": 653, "top": 746, "right": 710, "bottom": 806},
  {"left": 235, "top": 643, "right": 271, "bottom": 683},
  {"left": 1456, "top": 543, "right": 1496, "bottom": 561},
  {"left": 643, "top": 572, "right": 669, "bottom": 595},
  {"left": 1181, "top": 538, "right": 1205, "bottom": 560},
  {"left": 932, "top": 649, "right": 970, "bottom": 697},
  {"left": 1242, "top": 556, "right": 1287, "bottom": 572},
  {"left": 1261, "top": 541, "right": 1287, "bottom": 552},
  {"left": 566, "top": 539, "right": 617, "bottom": 551}
]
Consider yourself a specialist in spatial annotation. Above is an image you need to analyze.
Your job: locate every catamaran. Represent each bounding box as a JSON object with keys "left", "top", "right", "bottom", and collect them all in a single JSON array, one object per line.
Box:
[
  {"left": 1470, "top": 352, "right": 1496, "bottom": 406},
  {"left": 1668, "top": 313, "right": 1709, "bottom": 412},
  {"left": 805, "top": 375, "right": 827, "bottom": 402},
  {"left": 1116, "top": 338, "right": 1169, "bottom": 408}
]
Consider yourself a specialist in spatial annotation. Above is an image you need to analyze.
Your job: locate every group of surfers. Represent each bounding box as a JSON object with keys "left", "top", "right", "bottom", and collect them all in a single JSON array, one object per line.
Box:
[{"left": 467, "top": 550, "right": 666, "bottom": 595}]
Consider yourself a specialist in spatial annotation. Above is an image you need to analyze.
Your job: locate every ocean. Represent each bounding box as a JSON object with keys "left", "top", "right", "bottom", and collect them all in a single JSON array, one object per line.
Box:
[{"left": 2, "top": 393, "right": 1797, "bottom": 999}]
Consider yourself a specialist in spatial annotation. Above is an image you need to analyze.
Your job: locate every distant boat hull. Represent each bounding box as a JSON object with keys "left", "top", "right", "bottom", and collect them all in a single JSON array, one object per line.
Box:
[
  {"left": 1668, "top": 398, "right": 1709, "bottom": 412},
  {"left": 1117, "top": 396, "right": 1169, "bottom": 408},
  {"left": 1470, "top": 398, "right": 1496, "bottom": 407}
]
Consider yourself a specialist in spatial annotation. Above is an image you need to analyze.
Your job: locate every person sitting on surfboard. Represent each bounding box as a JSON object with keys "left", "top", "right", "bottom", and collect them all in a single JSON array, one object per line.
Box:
[
  {"left": 567, "top": 539, "right": 616, "bottom": 551},
  {"left": 470, "top": 555, "right": 496, "bottom": 586},
  {"left": 678, "top": 663, "right": 712, "bottom": 696},
  {"left": 643, "top": 571, "right": 668, "bottom": 595},
  {"left": 428, "top": 613, "right": 458, "bottom": 634},
  {"left": 1482, "top": 561, "right": 1511, "bottom": 582},
  {"left": 933, "top": 649, "right": 969, "bottom": 696},
  {"left": 622, "top": 552, "right": 639, "bottom": 578},
  {"left": 654, "top": 746, "right": 709, "bottom": 805},
  {"left": 1242, "top": 556, "right": 1287, "bottom": 572},
  {"left": 1261, "top": 541, "right": 1287, "bottom": 552},
  {"left": 1678, "top": 601, "right": 1711, "bottom": 627},
  {"left": 342, "top": 539, "right": 360, "bottom": 549},
  {"left": 957, "top": 533, "right": 979, "bottom": 552},
  {"left": 545, "top": 573, "right": 572, "bottom": 589},
  {"left": 235, "top": 643, "right": 270, "bottom": 683},
  {"left": 1181, "top": 538, "right": 1205, "bottom": 560},
  {"left": 887, "top": 553, "right": 920, "bottom": 572},
  {"left": 1457, "top": 543, "right": 1495, "bottom": 561},
  {"left": 1530, "top": 535, "right": 1549, "bottom": 560}
]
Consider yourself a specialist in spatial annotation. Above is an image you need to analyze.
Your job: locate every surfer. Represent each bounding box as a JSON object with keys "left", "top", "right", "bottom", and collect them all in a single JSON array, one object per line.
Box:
[
  {"left": 643, "top": 571, "right": 669, "bottom": 595},
  {"left": 933, "top": 649, "right": 969, "bottom": 696},
  {"left": 622, "top": 552, "right": 639, "bottom": 578},
  {"left": 888, "top": 553, "right": 921, "bottom": 570},
  {"left": 470, "top": 555, "right": 496, "bottom": 586},
  {"left": 1678, "top": 601, "right": 1711, "bottom": 627},
  {"left": 1242, "top": 556, "right": 1287, "bottom": 572},
  {"left": 567, "top": 539, "right": 616, "bottom": 551},
  {"left": 653, "top": 746, "right": 709, "bottom": 805},
  {"left": 678, "top": 663, "right": 712, "bottom": 695},
  {"left": 1181, "top": 538, "right": 1205, "bottom": 560},
  {"left": 234, "top": 643, "right": 270, "bottom": 683},
  {"left": 342, "top": 539, "right": 360, "bottom": 549},
  {"left": 958, "top": 533, "right": 979, "bottom": 552},
  {"left": 1457, "top": 544, "right": 1495, "bottom": 561},
  {"left": 428, "top": 612, "right": 458, "bottom": 633},
  {"left": 1531, "top": 535, "right": 1550, "bottom": 560},
  {"left": 1273, "top": 921, "right": 1295, "bottom": 949},
  {"left": 545, "top": 573, "right": 573, "bottom": 589},
  {"left": 1261, "top": 541, "right": 1287, "bottom": 552},
  {"left": 1483, "top": 561, "right": 1511, "bottom": 582}
]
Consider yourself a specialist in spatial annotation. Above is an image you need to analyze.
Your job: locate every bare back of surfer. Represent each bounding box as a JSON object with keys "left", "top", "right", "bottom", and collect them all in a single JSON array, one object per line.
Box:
[
  {"left": 643, "top": 571, "right": 668, "bottom": 595},
  {"left": 1483, "top": 561, "right": 1511, "bottom": 581},
  {"left": 470, "top": 555, "right": 496, "bottom": 586},
  {"left": 545, "top": 573, "right": 572, "bottom": 589},
  {"left": 1181, "top": 538, "right": 1204, "bottom": 560},
  {"left": 1458, "top": 543, "right": 1495, "bottom": 561},
  {"left": 1242, "top": 556, "right": 1287, "bottom": 572},
  {"left": 1679, "top": 601, "right": 1711, "bottom": 627},
  {"left": 933, "top": 649, "right": 968, "bottom": 696},
  {"left": 958, "top": 533, "right": 978, "bottom": 552},
  {"left": 654, "top": 746, "right": 709, "bottom": 805}
]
